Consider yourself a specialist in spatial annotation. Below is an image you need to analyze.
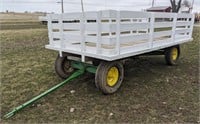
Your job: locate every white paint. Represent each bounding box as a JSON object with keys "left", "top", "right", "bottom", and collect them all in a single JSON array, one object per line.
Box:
[{"left": 46, "top": 10, "right": 194, "bottom": 62}]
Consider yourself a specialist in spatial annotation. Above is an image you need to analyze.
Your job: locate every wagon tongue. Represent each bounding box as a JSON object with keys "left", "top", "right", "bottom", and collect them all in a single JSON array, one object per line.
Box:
[
  {"left": 4, "top": 62, "right": 97, "bottom": 119},
  {"left": 4, "top": 69, "right": 84, "bottom": 119}
]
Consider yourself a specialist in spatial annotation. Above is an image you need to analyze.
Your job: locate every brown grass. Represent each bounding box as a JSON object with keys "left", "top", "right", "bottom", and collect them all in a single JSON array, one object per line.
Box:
[{"left": 0, "top": 13, "right": 199, "bottom": 123}]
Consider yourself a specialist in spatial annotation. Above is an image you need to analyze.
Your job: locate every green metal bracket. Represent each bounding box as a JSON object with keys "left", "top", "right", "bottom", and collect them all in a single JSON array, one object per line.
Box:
[
  {"left": 4, "top": 62, "right": 97, "bottom": 119},
  {"left": 71, "top": 61, "right": 97, "bottom": 74}
]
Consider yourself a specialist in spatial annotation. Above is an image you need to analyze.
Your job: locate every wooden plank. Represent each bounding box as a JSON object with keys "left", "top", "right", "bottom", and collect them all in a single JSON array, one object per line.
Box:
[
  {"left": 175, "top": 28, "right": 190, "bottom": 34},
  {"left": 52, "top": 23, "right": 81, "bottom": 31},
  {"left": 177, "top": 13, "right": 193, "bottom": 18},
  {"left": 149, "top": 13, "right": 155, "bottom": 48},
  {"left": 63, "top": 23, "right": 80, "bottom": 30},
  {"left": 86, "top": 35, "right": 117, "bottom": 45},
  {"left": 85, "top": 40, "right": 149, "bottom": 50},
  {"left": 51, "top": 23, "right": 60, "bottom": 29},
  {"left": 59, "top": 15, "right": 64, "bottom": 53},
  {"left": 154, "top": 30, "right": 172, "bottom": 38},
  {"left": 49, "top": 14, "right": 60, "bottom": 20},
  {"left": 189, "top": 14, "right": 195, "bottom": 38},
  {"left": 96, "top": 11, "right": 102, "bottom": 54},
  {"left": 153, "top": 38, "right": 173, "bottom": 48},
  {"left": 86, "top": 45, "right": 116, "bottom": 55},
  {"left": 120, "top": 33, "right": 149, "bottom": 43},
  {"left": 120, "top": 42, "right": 149, "bottom": 54},
  {"left": 86, "top": 23, "right": 149, "bottom": 33},
  {"left": 120, "top": 23, "right": 150, "bottom": 31},
  {"left": 175, "top": 35, "right": 189, "bottom": 40},
  {"left": 116, "top": 11, "right": 120, "bottom": 55},
  {"left": 101, "top": 10, "right": 117, "bottom": 18},
  {"left": 63, "top": 34, "right": 81, "bottom": 41},
  {"left": 62, "top": 11, "right": 97, "bottom": 19},
  {"left": 47, "top": 15, "right": 53, "bottom": 44},
  {"left": 171, "top": 14, "right": 177, "bottom": 43},
  {"left": 176, "top": 21, "right": 191, "bottom": 26},
  {"left": 154, "top": 12, "right": 175, "bottom": 18},
  {"left": 86, "top": 23, "right": 149, "bottom": 35},
  {"left": 154, "top": 38, "right": 172, "bottom": 42},
  {"left": 85, "top": 23, "right": 113, "bottom": 32},
  {"left": 52, "top": 32, "right": 61, "bottom": 38},
  {"left": 154, "top": 22, "right": 173, "bottom": 28},
  {"left": 154, "top": 36, "right": 171, "bottom": 41},
  {"left": 80, "top": 13, "right": 86, "bottom": 62},
  {"left": 120, "top": 11, "right": 151, "bottom": 18}
]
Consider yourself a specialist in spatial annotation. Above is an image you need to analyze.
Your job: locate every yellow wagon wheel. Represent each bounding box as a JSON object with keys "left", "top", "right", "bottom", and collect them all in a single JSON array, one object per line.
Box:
[
  {"left": 165, "top": 45, "right": 180, "bottom": 65},
  {"left": 95, "top": 61, "right": 124, "bottom": 94}
]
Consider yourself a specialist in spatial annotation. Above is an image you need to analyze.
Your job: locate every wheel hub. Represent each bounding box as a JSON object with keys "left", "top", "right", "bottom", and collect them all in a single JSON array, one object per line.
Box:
[
  {"left": 171, "top": 47, "right": 178, "bottom": 60},
  {"left": 106, "top": 67, "right": 119, "bottom": 87}
]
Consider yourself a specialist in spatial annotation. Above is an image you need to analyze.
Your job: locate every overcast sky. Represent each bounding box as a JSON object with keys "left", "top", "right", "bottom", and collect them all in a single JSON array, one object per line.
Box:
[{"left": 1, "top": 0, "right": 200, "bottom": 13}]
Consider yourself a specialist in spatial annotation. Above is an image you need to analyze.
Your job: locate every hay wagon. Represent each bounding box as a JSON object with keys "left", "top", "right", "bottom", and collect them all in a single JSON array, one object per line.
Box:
[
  {"left": 4, "top": 10, "right": 195, "bottom": 118},
  {"left": 45, "top": 10, "right": 194, "bottom": 94}
]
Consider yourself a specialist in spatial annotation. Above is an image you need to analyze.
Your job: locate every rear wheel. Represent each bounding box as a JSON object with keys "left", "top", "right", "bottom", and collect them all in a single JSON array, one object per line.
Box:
[
  {"left": 55, "top": 55, "right": 74, "bottom": 79},
  {"left": 165, "top": 45, "right": 180, "bottom": 65},
  {"left": 95, "top": 61, "right": 124, "bottom": 94}
]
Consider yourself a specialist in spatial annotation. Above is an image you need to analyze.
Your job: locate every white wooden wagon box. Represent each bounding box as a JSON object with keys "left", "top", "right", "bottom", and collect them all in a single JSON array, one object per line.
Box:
[{"left": 45, "top": 10, "right": 194, "bottom": 94}]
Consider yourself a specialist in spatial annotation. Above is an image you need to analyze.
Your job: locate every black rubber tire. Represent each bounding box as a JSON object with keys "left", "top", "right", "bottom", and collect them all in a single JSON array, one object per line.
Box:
[
  {"left": 95, "top": 61, "right": 124, "bottom": 94},
  {"left": 55, "top": 55, "right": 74, "bottom": 79},
  {"left": 165, "top": 45, "right": 180, "bottom": 66},
  {"left": 92, "top": 59, "right": 100, "bottom": 66}
]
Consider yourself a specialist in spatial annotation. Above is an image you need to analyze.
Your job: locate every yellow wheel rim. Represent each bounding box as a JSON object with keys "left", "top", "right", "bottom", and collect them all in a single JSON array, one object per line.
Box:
[
  {"left": 107, "top": 67, "right": 119, "bottom": 87},
  {"left": 171, "top": 48, "right": 178, "bottom": 61}
]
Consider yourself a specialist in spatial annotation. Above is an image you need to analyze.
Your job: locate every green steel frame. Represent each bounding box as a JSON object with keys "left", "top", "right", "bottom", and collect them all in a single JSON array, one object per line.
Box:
[{"left": 4, "top": 61, "right": 97, "bottom": 119}]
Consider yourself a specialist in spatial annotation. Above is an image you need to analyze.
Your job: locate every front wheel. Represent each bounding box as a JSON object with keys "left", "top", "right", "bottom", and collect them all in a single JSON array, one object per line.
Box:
[
  {"left": 55, "top": 55, "right": 74, "bottom": 79},
  {"left": 95, "top": 61, "right": 124, "bottom": 94},
  {"left": 164, "top": 45, "right": 180, "bottom": 65}
]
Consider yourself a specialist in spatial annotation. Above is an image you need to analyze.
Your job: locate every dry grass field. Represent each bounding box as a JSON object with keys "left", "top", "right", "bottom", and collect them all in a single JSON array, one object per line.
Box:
[
  {"left": 0, "top": 13, "right": 199, "bottom": 123},
  {"left": 0, "top": 13, "right": 46, "bottom": 30}
]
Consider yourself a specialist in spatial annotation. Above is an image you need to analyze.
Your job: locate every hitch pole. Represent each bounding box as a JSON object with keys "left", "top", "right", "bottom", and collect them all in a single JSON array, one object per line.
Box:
[{"left": 4, "top": 69, "right": 84, "bottom": 119}]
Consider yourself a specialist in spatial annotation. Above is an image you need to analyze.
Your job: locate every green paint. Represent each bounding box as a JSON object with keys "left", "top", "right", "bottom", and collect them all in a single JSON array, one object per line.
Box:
[
  {"left": 86, "top": 66, "right": 96, "bottom": 74},
  {"left": 4, "top": 61, "right": 97, "bottom": 119}
]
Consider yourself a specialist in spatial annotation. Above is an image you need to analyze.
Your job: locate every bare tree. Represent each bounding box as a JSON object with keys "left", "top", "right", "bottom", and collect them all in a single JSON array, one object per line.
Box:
[
  {"left": 182, "top": 0, "right": 192, "bottom": 12},
  {"left": 170, "top": 0, "right": 182, "bottom": 12},
  {"left": 183, "top": 0, "right": 191, "bottom": 7}
]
